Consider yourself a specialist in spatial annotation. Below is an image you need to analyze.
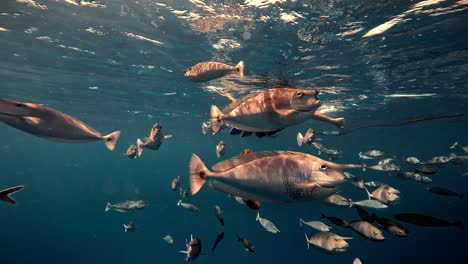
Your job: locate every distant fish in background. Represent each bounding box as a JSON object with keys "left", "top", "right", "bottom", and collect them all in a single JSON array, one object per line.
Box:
[
  {"left": 179, "top": 188, "right": 189, "bottom": 199},
  {"left": 163, "top": 235, "right": 174, "bottom": 245},
  {"left": 172, "top": 176, "right": 181, "bottom": 191},
  {"left": 363, "top": 163, "right": 400, "bottom": 172},
  {"left": 214, "top": 205, "right": 224, "bottom": 226},
  {"left": 179, "top": 235, "right": 202, "bottom": 262},
  {"left": 201, "top": 121, "right": 211, "bottom": 135},
  {"left": 361, "top": 150, "right": 384, "bottom": 157},
  {"left": 185, "top": 61, "right": 245, "bottom": 82},
  {"left": 236, "top": 234, "right": 255, "bottom": 252},
  {"left": 427, "top": 186, "right": 463, "bottom": 199},
  {"left": 413, "top": 165, "right": 438, "bottom": 175},
  {"left": 177, "top": 200, "right": 200, "bottom": 213},
  {"left": 405, "top": 157, "right": 420, "bottom": 164},
  {"left": 211, "top": 232, "right": 224, "bottom": 253},
  {"left": 0, "top": 185, "right": 24, "bottom": 205},
  {"left": 137, "top": 122, "right": 172, "bottom": 156},
  {"left": 243, "top": 199, "right": 262, "bottom": 210},
  {"left": 297, "top": 128, "right": 315, "bottom": 146},
  {"left": 216, "top": 141, "right": 226, "bottom": 158},
  {"left": 423, "top": 155, "right": 455, "bottom": 166},
  {"left": 350, "top": 177, "right": 366, "bottom": 190},
  {"left": 0, "top": 98, "right": 121, "bottom": 151},
  {"left": 320, "top": 213, "right": 349, "bottom": 228},
  {"left": 105, "top": 200, "right": 146, "bottom": 212},
  {"left": 325, "top": 194, "right": 352, "bottom": 207},
  {"left": 125, "top": 145, "right": 138, "bottom": 159},
  {"left": 256, "top": 212, "right": 280, "bottom": 233},
  {"left": 305, "top": 232, "right": 351, "bottom": 253},
  {"left": 350, "top": 199, "right": 388, "bottom": 209},
  {"left": 123, "top": 221, "right": 136, "bottom": 232},
  {"left": 394, "top": 213, "right": 464, "bottom": 230},
  {"left": 450, "top": 142, "right": 468, "bottom": 153},
  {"left": 312, "top": 142, "right": 341, "bottom": 160},
  {"left": 299, "top": 218, "right": 332, "bottom": 232}
]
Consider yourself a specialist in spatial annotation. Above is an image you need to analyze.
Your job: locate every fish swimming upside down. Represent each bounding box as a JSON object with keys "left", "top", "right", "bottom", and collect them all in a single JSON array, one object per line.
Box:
[{"left": 189, "top": 151, "right": 361, "bottom": 203}]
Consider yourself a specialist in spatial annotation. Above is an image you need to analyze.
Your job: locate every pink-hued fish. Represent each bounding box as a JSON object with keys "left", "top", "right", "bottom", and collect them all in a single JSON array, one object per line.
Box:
[
  {"left": 185, "top": 61, "right": 244, "bottom": 82},
  {"left": 209, "top": 88, "right": 344, "bottom": 137},
  {"left": 189, "top": 151, "right": 361, "bottom": 203},
  {"left": 0, "top": 98, "right": 120, "bottom": 151},
  {"left": 0, "top": 185, "right": 24, "bottom": 204},
  {"left": 136, "top": 122, "right": 172, "bottom": 156}
]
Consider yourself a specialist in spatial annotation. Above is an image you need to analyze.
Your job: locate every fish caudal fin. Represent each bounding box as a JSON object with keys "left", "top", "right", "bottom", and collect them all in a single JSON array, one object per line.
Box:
[
  {"left": 123, "top": 224, "right": 128, "bottom": 232},
  {"left": 297, "top": 133, "right": 304, "bottom": 147},
  {"left": 305, "top": 233, "right": 310, "bottom": 250},
  {"left": 102, "top": 131, "right": 121, "bottom": 151},
  {"left": 189, "top": 154, "right": 211, "bottom": 195},
  {"left": 210, "top": 105, "right": 224, "bottom": 134},
  {"left": 235, "top": 61, "right": 245, "bottom": 78},
  {"left": 334, "top": 117, "right": 345, "bottom": 128},
  {"left": 136, "top": 138, "right": 144, "bottom": 157},
  {"left": 364, "top": 187, "right": 372, "bottom": 201},
  {"left": 453, "top": 221, "right": 464, "bottom": 230},
  {"left": 105, "top": 202, "right": 112, "bottom": 212},
  {"left": 256, "top": 212, "right": 260, "bottom": 221},
  {"left": 0, "top": 185, "right": 24, "bottom": 205},
  {"left": 164, "top": 135, "right": 173, "bottom": 140}
]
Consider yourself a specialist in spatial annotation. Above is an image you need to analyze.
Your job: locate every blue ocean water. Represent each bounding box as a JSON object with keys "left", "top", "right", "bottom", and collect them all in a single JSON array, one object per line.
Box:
[{"left": 1, "top": 0, "right": 468, "bottom": 263}]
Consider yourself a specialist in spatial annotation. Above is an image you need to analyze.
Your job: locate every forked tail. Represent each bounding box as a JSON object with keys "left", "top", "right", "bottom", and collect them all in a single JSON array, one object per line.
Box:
[
  {"left": 102, "top": 131, "right": 121, "bottom": 151},
  {"left": 189, "top": 154, "right": 212, "bottom": 195},
  {"left": 210, "top": 105, "right": 225, "bottom": 134},
  {"left": 136, "top": 138, "right": 144, "bottom": 157},
  {"left": 305, "top": 233, "right": 310, "bottom": 250},
  {"left": 105, "top": 202, "right": 112, "bottom": 212},
  {"left": 235, "top": 61, "right": 245, "bottom": 78},
  {"left": 0, "top": 185, "right": 24, "bottom": 205},
  {"left": 297, "top": 132, "right": 304, "bottom": 147}
]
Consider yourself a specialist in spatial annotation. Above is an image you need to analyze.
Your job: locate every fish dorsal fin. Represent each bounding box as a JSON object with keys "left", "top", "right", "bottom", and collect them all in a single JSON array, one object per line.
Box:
[
  {"left": 221, "top": 90, "right": 265, "bottom": 114},
  {"left": 212, "top": 151, "right": 303, "bottom": 172}
]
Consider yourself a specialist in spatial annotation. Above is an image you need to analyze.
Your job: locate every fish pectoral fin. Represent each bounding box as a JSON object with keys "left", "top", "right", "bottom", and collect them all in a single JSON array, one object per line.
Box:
[{"left": 20, "top": 116, "right": 41, "bottom": 125}]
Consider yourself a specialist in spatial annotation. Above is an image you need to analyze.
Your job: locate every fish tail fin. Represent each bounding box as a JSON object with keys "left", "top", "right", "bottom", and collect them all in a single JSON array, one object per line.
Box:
[
  {"left": 453, "top": 221, "right": 464, "bottom": 230},
  {"left": 136, "top": 138, "right": 144, "bottom": 157},
  {"left": 358, "top": 152, "right": 363, "bottom": 159},
  {"left": 105, "top": 202, "right": 112, "bottom": 212},
  {"left": 362, "top": 164, "right": 367, "bottom": 172},
  {"left": 0, "top": 185, "right": 24, "bottom": 205},
  {"left": 235, "top": 61, "right": 245, "bottom": 78},
  {"left": 102, "top": 131, "right": 121, "bottom": 151},
  {"left": 256, "top": 212, "right": 261, "bottom": 221},
  {"left": 299, "top": 218, "right": 303, "bottom": 227},
  {"left": 334, "top": 117, "right": 345, "bottom": 127},
  {"left": 177, "top": 200, "right": 182, "bottom": 206},
  {"left": 164, "top": 135, "right": 173, "bottom": 140},
  {"left": 210, "top": 105, "right": 224, "bottom": 134},
  {"left": 305, "top": 233, "right": 310, "bottom": 250},
  {"left": 297, "top": 132, "right": 304, "bottom": 147},
  {"left": 189, "top": 154, "right": 212, "bottom": 195},
  {"left": 349, "top": 199, "right": 354, "bottom": 207},
  {"left": 450, "top": 142, "right": 458, "bottom": 149},
  {"left": 123, "top": 224, "right": 128, "bottom": 232}
]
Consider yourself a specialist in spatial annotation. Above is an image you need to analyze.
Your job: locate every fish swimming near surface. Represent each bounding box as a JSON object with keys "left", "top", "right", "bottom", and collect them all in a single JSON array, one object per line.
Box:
[
  {"left": 394, "top": 213, "right": 464, "bottom": 230},
  {"left": 185, "top": 61, "right": 245, "bottom": 82},
  {"left": 125, "top": 145, "right": 138, "bottom": 159},
  {"left": 216, "top": 141, "right": 226, "bottom": 158},
  {"left": 172, "top": 176, "right": 181, "bottom": 191},
  {"left": 256, "top": 212, "right": 280, "bottom": 233},
  {"left": 177, "top": 200, "right": 200, "bottom": 213},
  {"left": 305, "top": 232, "right": 352, "bottom": 254},
  {"left": 297, "top": 128, "right": 315, "bottom": 146},
  {"left": 180, "top": 235, "right": 202, "bottom": 262},
  {"left": 209, "top": 88, "right": 345, "bottom": 137},
  {"left": 0, "top": 185, "right": 24, "bottom": 204},
  {"left": 214, "top": 205, "right": 224, "bottom": 226},
  {"left": 0, "top": 98, "right": 121, "bottom": 150},
  {"left": 189, "top": 151, "right": 361, "bottom": 203},
  {"left": 137, "top": 122, "right": 172, "bottom": 156},
  {"left": 236, "top": 234, "right": 255, "bottom": 252},
  {"left": 163, "top": 235, "right": 174, "bottom": 244},
  {"left": 105, "top": 200, "right": 146, "bottom": 212},
  {"left": 427, "top": 186, "right": 463, "bottom": 199},
  {"left": 211, "top": 232, "right": 224, "bottom": 253},
  {"left": 123, "top": 221, "right": 136, "bottom": 232},
  {"left": 299, "top": 218, "right": 332, "bottom": 231}
]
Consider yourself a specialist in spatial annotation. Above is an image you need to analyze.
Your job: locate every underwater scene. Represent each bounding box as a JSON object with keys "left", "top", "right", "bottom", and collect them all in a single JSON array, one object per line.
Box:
[{"left": 1, "top": 0, "right": 468, "bottom": 263}]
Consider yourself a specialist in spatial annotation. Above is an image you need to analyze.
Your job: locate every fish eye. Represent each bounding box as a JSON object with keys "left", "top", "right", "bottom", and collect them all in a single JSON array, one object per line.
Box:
[
  {"left": 16, "top": 103, "right": 24, "bottom": 107},
  {"left": 319, "top": 164, "right": 328, "bottom": 171},
  {"left": 187, "top": 67, "right": 192, "bottom": 71},
  {"left": 295, "top": 91, "right": 303, "bottom": 98}
]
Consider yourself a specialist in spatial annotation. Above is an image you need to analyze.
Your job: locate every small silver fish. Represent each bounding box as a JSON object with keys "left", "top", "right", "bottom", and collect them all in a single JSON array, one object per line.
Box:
[
  {"left": 320, "top": 130, "right": 340, "bottom": 135},
  {"left": 364, "top": 163, "right": 400, "bottom": 172},
  {"left": 216, "top": 141, "right": 226, "bottom": 158},
  {"left": 364, "top": 181, "right": 384, "bottom": 187},
  {"left": 312, "top": 143, "right": 341, "bottom": 159},
  {"left": 105, "top": 200, "right": 146, "bottom": 212},
  {"left": 424, "top": 155, "right": 454, "bottom": 165},
  {"left": 350, "top": 177, "right": 365, "bottom": 189},
  {"left": 185, "top": 61, "right": 244, "bottom": 82},
  {"left": 215, "top": 205, "right": 224, "bottom": 226},
  {"left": 123, "top": 221, "right": 136, "bottom": 232},
  {"left": 163, "top": 235, "right": 174, "bottom": 244},
  {"left": 405, "top": 157, "right": 420, "bottom": 164},
  {"left": 305, "top": 232, "right": 351, "bottom": 253},
  {"left": 299, "top": 218, "right": 332, "bottom": 231},
  {"left": 363, "top": 150, "right": 384, "bottom": 157},
  {"left": 358, "top": 152, "right": 374, "bottom": 160},
  {"left": 297, "top": 128, "right": 315, "bottom": 146},
  {"left": 397, "top": 172, "right": 432, "bottom": 183},
  {"left": 378, "top": 158, "right": 394, "bottom": 165},
  {"left": 351, "top": 199, "right": 388, "bottom": 209},
  {"left": 177, "top": 200, "right": 200, "bottom": 213},
  {"left": 256, "top": 212, "right": 280, "bottom": 233},
  {"left": 325, "top": 194, "right": 352, "bottom": 207}
]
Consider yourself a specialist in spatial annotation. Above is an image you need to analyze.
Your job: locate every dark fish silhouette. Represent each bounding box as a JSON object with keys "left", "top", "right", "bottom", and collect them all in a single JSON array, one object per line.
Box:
[
  {"left": 354, "top": 206, "right": 377, "bottom": 222},
  {"left": 394, "top": 213, "right": 463, "bottom": 230},
  {"left": 236, "top": 234, "right": 255, "bottom": 252},
  {"left": 0, "top": 185, "right": 24, "bottom": 204},
  {"left": 243, "top": 199, "right": 262, "bottom": 210},
  {"left": 211, "top": 232, "right": 224, "bottom": 253},
  {"left": 320, "top": 213, "right": 349, "bottom": 228},
  {"left": 413, "top": 166, "right": 437, "bottom": 175},
  {"left": 355, "top": 206, "right": 408, "bottom": 237},
  {"left": 427, "top": 186, "right": 463, "bottom": 199},
  {"left": 180, "top": 235, "right": 202, "bottom": 262}
]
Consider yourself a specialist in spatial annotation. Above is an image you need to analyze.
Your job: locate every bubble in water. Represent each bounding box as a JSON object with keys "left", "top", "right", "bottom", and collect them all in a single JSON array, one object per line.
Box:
[{"left": 242, "top": 31, "right": 251, "bottom": 40}]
